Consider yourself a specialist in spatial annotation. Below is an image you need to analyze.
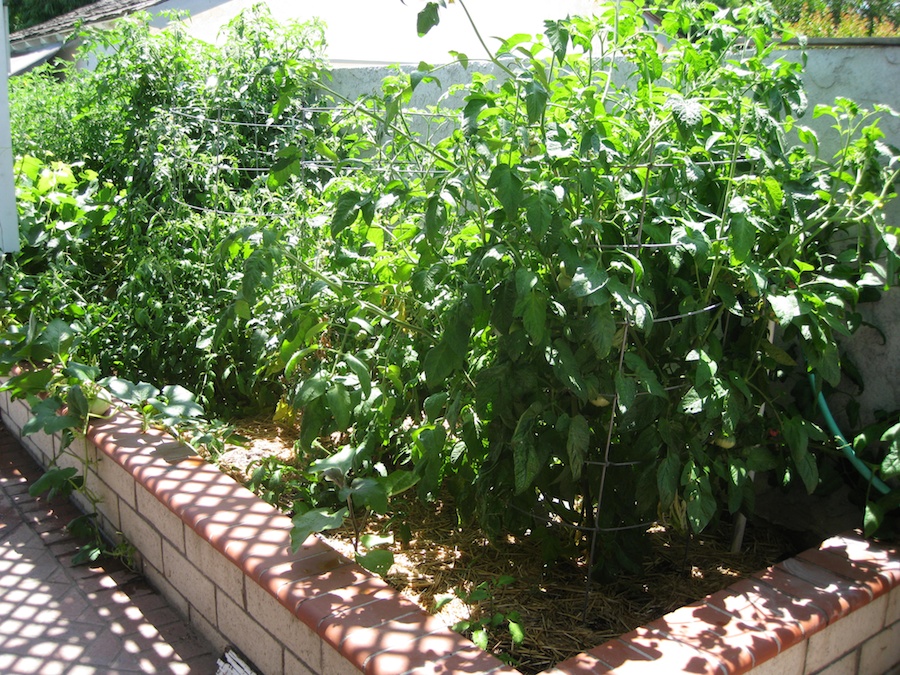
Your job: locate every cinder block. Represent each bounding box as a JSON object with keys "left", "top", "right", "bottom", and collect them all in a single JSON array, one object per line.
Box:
[
  {"left": 136, "top": 485, "right": 184, "bottom": 552},
  {"left": 163, "top": 540, "right": 216, "bottom": 622},
  {"left": 49, "top": 437, "right": 85, "bottom": 474},
  {"left": 189, "top": 604, "right": 228, "bottom": 654},
  {"left": 321, "top": 640, "right": 361, "bottom": 675},
  {"left": 144, "top": 561, "right": 189, "bottom": 619},
  {"left": 0, "top": 385, "right": 10, "bottom": 414},
  {"left": 23, "top": 428, "right": 56, "bottom": 466},
  {"left": 814, "top": 649, "right": 858, "bottom": 675},
  {"left": 736, "top": 642, "right": 806, "bottom": 675},
  {"left": 217, "top": 592, "right": 284, "bottom": 675},
  {"left": 860, "top": 621, "right": 900, "bottom": 675},
  {"left": 284, "top": 650, "right": 318, "bottom": 675},
  {"left": 85, "top": 469, "right": 120, "bottom": 533},
  {"left": 5, "top": 397, "right": 32, "bottom": 435},
  {"left": 119, "top": 501, "right": 163, "bottom": 570},
  {"left": 95, "top": 452, "right": 136, "bottom": 508},
  {"left": 887, "top": 587, "right": 900, "bottom": 627},
  {"left": 245, "top": 580, "right": 322, "bottom": 673},
  {"left": 184, "top": 528, "right": 244, "bottom": 605},
  {"left": 806, "top": 594, "right": 888, "bottom": 672}
]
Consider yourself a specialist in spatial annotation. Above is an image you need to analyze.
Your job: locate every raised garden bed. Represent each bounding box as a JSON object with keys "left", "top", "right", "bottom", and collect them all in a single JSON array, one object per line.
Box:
[{"left": 2, "top": 389, "right": 898, "bottom": 675}]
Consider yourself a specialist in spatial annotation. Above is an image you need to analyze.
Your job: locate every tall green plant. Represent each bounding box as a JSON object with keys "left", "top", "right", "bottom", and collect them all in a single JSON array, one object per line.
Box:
[{"left": 262, "top": 0, "right": 899, "bottom": 575}]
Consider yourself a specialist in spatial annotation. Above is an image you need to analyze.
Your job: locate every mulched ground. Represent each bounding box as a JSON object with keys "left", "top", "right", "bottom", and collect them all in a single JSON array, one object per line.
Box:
[{"left": 219, "top": 419, "right": 797, "bottom": 674}]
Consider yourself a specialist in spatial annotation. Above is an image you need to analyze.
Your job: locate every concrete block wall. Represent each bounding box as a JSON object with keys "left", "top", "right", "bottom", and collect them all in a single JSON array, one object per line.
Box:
[{"left": 1, "top": 388, "right": 898, "bottom": 674}]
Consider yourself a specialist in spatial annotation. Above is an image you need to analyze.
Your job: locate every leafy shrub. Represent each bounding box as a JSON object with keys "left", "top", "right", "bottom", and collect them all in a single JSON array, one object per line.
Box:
[{"left": 3, "top": 1, "right": 899, "bottom": 577}]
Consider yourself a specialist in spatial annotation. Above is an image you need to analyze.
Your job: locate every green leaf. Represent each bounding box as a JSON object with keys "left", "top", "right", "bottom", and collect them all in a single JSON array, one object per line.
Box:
[
  {"left": 524, "top": 79, "right": 548, "bottom": 124},
  {"left": 62, "top": 362, "right": 100, "bottom": 383},
  {"left": 102, "top": 377, "right": 159, "bottom": 404},
  {"left": 325, "top": 382, "right": 352, "bottom": 430},
  {"left": 520, "top": 293, "right": 547, "bottom": 345},
  {"left": 880, "top": 425, "right": 900, "bottom": 479},
  {"left": 290, "top": 507, "right": 347, "bottom": 552},
  {"left": 624, "top": 352, "right": 666, "bottom": 398},
  {"left": 783, "top": 417, "right": 819, "bottom": 494},
  {"left": 614, "top": 371, "right": 637, "bottom": 413},
  {"left": 608, "top": 279, "right": 652, "bottom": 332},
  {"left": 424, "top": 392, "right": 449, "bottom": 422},
  {"left": 508, "top": 619, "right": 525, "bottom": 645},
  {"left": 381, "top": 470, "right": 420, "bottom": 496},
  {"left": 356, "top": 549, "right": 394, "bottom": 576},
  {"left": 343, "top": 477, "right": 389, "bottom": 514},
  {"left": 513, "top": 403, "right": 541, "bottom": 494},
  {"left": 423, "top": 304, "right": 472, "bottom": 389},
  {"left": 685, "top": 470, "right": 716, "bottom": 533},
  {"left": 761, "top": 341, "right": 797, "bottom": 367},
  {"left": 425, "top": 194, "right": 447, "bottom": 250},
  {"left": 423, "top": 341, "right": 458, "bottom": 390},
  {"left": 310, "top": 444, "right": 358, "bottom": 476},
  {"left": 567, "top": 415, "right": 590, "bottom": 481},
  {"left": 585, "top": 308, "right": 616, "bottom": 359},
  {"left": 658, "top": 450, "right": 680, "bottom": 509},
  {"left": 546, "top": 339, "right": 588, "bottom": 401},
  {"left": 332, "top": 190, "right": 362, "bottom": 237},
  {"left": 472, "top": 628, "right": 489, "bottom": 651},
  {"left": 487, "top": 164, "right": 523, "bottom": 220},
  {"left": 71, "top": 544, "right": 103, "bottom": 566},
  {"left": 864, "top": 501, "right": 884, "bottom": 537},
  {"left": 294, "top": 375, "right": 329, "bottom": 407},
  {"left": 2, "top": 368, "right": 54, "bottom": 399},
  {"left": 768, "top": 293, "right": 804, "bottom": 324},
  {"left": 417, "top": 2, "right": 442, "bottom": 36},
  {"left": 729, "top": 213, "right": 754, "bottom": 264},
  {"left": 35, "top": 319, "right": 77, "bottom": 359},
  {"left": 344, "top": 353, "right": 371, "bottom": 398},
  {"left": 268, "top": 150, "right": 301, "bottom": 187},
  {"left": 463, "top": 97, "right": 490, "bottom": 135},
  {"left": 569, "top": 264, "right": 609, "bottom": 298},
  {"left": 544, "top": 19, "right": 569, "bottom": 61},
  {"left": 155, "top": 385, "right": 203, "bottom": 419},
  {"left": 29, "top": 467, "right": 79, "bottom": 499}
]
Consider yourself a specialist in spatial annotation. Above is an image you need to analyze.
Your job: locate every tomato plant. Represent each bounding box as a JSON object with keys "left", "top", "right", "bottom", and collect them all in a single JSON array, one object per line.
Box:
[{"left": 2, "top": 1, "right": 898, "bottom": 579}]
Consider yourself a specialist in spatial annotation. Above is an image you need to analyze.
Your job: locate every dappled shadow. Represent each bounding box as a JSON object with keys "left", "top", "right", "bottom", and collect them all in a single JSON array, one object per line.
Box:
[{"left": 0, "top": 423, "right": 219, "bottom": 673}]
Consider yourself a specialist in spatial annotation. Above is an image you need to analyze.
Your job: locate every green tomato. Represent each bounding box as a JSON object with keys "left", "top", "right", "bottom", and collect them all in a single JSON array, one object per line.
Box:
[{"left": 88, "top": 388, "right": 113, "bottom": 416}]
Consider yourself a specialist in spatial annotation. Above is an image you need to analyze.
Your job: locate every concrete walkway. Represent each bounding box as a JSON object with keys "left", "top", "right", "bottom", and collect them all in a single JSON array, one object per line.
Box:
[{"left": 0, "top": 424, "right": 220, "bottom": 674}]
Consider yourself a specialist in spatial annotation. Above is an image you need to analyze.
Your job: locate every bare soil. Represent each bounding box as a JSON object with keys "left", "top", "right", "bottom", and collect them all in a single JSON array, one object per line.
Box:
[{"left": 216, "top": 419, "right": 797, "bottom": 674}]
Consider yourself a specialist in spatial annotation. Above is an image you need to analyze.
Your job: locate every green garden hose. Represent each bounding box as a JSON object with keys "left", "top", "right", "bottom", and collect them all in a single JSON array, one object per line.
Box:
[{"left": 808, "top": 372, "right": 891, "bottom": 495}]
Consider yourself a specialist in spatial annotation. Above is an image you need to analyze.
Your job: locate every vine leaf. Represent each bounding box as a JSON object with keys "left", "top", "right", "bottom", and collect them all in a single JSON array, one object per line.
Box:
[
  {"left": 357, "top": 549, "right": 394, "bottom": 576},
  {"left": 513, "top": 403, "right": 541, "bottom": 494},
  {"left": 570, "top": 264, "right": 609, "bottom": 298},
  {"left": 417, "top": 1, "right": 443, "bottom": 37},
  {"left": 344, "top": 353, "right": 371, "bottom": 398},
  {"left": 657, "top": 451, "right": 680, "bottom": 510},
  {"left": 332, "top": 190, "right": 363, "bottom": 236},
  {"left": 524, "top": 79, "right": 548, "bottom": 124},
  {"left": 685, "top": 469, "right": 716, "bottom": 533},
  {"left": 879, "top": 422, "right": 900, "bottom": 479},
  {"left": 567, "top": 414, "right": 590, "bottom": 481},
  {"left": 290, "top": 507, "right": 347, "bottom": 552},
  {"left": 487, "top": 164, "right": 523, "bottom": 219},
  {"left": 544, "top": 19, "right": 569, "bottom": 62},
  {"left": 783, "top": 417, "right": 819, "bottom": 493}
]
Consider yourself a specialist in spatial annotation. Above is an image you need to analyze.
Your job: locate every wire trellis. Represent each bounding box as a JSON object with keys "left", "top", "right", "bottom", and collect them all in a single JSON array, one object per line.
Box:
[{"left": 166, "top": 102, "right": 739, "bottom": 613}]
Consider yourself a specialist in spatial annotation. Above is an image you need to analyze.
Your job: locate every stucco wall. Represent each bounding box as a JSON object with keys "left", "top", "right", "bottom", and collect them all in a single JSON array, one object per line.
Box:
[{"left": 326, "top": 45, "right": 900, "bottom": 426}]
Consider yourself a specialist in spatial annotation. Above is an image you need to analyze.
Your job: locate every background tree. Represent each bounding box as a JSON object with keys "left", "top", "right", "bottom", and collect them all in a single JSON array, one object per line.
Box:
[
  {"left": 7, "top": 0, "right": 96, "bottom": 34},
  {"left": 737, "top": 0, "right": 900, "bottom": 36}
]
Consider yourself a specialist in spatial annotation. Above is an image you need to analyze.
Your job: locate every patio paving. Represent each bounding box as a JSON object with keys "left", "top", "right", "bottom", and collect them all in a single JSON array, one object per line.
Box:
[{"left": 0, "top": 423, "right": 221, "bottom": 674}]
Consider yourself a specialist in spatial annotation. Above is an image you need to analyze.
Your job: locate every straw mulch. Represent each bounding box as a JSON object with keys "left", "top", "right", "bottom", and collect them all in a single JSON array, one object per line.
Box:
[{"left": 220, "top": 419, "right": 795, "bottom": 675}]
